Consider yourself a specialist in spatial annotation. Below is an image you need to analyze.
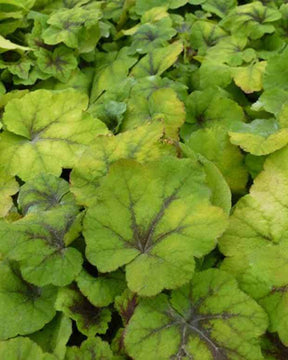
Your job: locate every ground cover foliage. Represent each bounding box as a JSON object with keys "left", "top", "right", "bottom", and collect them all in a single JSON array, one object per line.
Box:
[{"left": 0, "top": 0, "right": 288, "bottom": 359}]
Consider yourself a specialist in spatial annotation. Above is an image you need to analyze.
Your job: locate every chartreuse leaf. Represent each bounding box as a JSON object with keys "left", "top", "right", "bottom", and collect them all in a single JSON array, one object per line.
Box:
[
  {"left": 205, "top": 36, "right": 256, "bottom": 67},
  {"left": 131, "top": 41, "right": 183, "bottom": 78},
  {"left": 115, "top": 289, "right": 139, "bottom": 326},
  {"left": 189, "top": 19, "right": 227, "bottom": 55},
  {"left": 245, "top": 154, "right": 266, "bottom": 179},
  {"left": 128, "top": 17, "right": 177, "bottom": 54},
  {"left": 84, "top": 157, "right": 227, "bottom": 296},
  {"left": 90, "top": 48, "right": 137, "bottom": 102},
  {"left": 232, "top": 61, "right": 267, "bottom": 94},
  {"left": 29, "top": 313, "right": 72, "bottom": 360},
  {"left": 263, "top": 47, "right": 288, "bottom": 93},
  {"left": 122, "top": 87, "right": 185, "bottom": 139},
  {"left": 65, "top": 337, "right": 114, "bottom": 360},
  {"left": 70, "top": 122, "right": 172, "bottom": 207},
  {"left": 42, "top": 5, "right": 102, "bottom": 52},
  {"left": 77, "top": 269, "right": 126, "bottom": 307},
  {"left": 200, "top": 0, "right": 237, "bottom": 18},
  {"left": 229, "top": 118, "right": 288, "bottom": 156},
  {"left": 0, "top": 170, "right": 18, "bottom": 217},
  {"left": 36, "top": 46, "right": 78, "bottom": 83},
  {"left": 135, "top": 0, "right": 187, "bottom": 15},
  {"left": 221, "top": 2, "right": 281, "bottom": 40},
  {"left": 124, "top": 269, "right": 268, "bottom": 360},
  {"left": 55, "top": 286, "right": 111, "bottom": 337},
  {"left": 180, "top": 145, "right": 231, "bottom": 214},
  {"left": 18, "top": 173, "right": 77, "bottom": 215},
  {"left": 184, "top": 128, "right": 248, "bottom": 194},
  {"left": 239, "top": 246, "right": 288, "bottom": 346},
  {"left": 0, "top": 89, "right": 108, "bottom": 180},
  {"left": 0, "top": 261, "right": 57, "bottom": 340},
  {"left": 0, "top": 337, "right": 55, "bottom": 360},
  {"left": 219, "top": 145, "right": 288, "bottom": 262},
  {"left": 0, "top": 35, "right": 31, "bottom": 51},
  {"left": 0, "top": 207, "right": 83, "bottom": 287}
]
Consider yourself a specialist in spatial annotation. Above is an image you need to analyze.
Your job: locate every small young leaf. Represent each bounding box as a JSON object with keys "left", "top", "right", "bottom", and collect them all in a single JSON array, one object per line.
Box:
[
  {"left": 56, "top": 287, "right": 111, "bottom": 337},
  {"left": 65, "top": 337, "right": 114, "bottom": 360}
]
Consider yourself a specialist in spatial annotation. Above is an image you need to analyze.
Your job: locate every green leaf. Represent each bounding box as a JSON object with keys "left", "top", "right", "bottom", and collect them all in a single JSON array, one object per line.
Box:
[
  {"left": 189, "top": 19, "right": 227, "bottom": 55},
  {"left": 261, "top": 333, "right": 288, "bottom": 360},
  {"left": 181, "top": 145, "right": 231, "bottom": 214},
  {"left": 0, "top": 208, "right": 83, "bottom": 287},
  {"left": 29, "top": 313, "right": 72, "bottom": 360},
  {"left": 221, "top": 2, "right": 281, "bottom": 40},
  {"left": 232, "top": 61, "right": 267, "bottom": 94},
  {"left": 115, "top": 289, "right": 139, "bottom": 325},
  {"left": 42, "top": 6, "right": 102, "bottom": 51},
  {"left": 90, "top": 48, "right": 137, "bottom": 102},
  {"left": 55, "top": 287, "right": 111, "bottom": 336},
  {"left": 0, "top": 89, "right": 108, "bottom": 180},
  {"left": 135, "top": 0, "right": 188, "bottom": 15},
  {"left": 84, "top": 158, "right": 227, "bottom": 296},
  {"left": 229, "top": 119, "right": 288, "bottom": 155},
  {"left": 18, "top": 173, "right": 76, "bottom": 215},
  {"left": 36, "top": 46, "right": 78, "bottom": 82},
  {"left": 0, "top": 35, "right": 31, "bottom": 51},
  {"left": 131, "top": 41, "right": 183, "bottom": 78},
  {"left": 65, "top": 337, "right": 114, "bottom": 360},
  {"left": 122, "top": 87, "right": 185, "bottom": 139},
  {"left": 0, "top": 337, "right": 47, "bottom": 360},
  {"left": 128, "top": 17, "right": 177, "bottom": 54},
  {"left": 263, "top": 47, "right": 288, "bottom": 92},
  {"left": 124, "top": 269, "right": 268, "bottom": 360},
  {"left": 0, "top": 261, "right": 57, "bottom": 339},
  {"left": 70, "top": 122, "right": 171, "bottom": 207},
  {"left": 184, "top": 128, "right": 248, "bottom": 193},
  {"left": 201, "top": 0, "right": 237, "bottom": 18},
  {"left": 0, "top": 170, "right": 18, "bottom": 217},
  {"left": 77, "top": 269, "right": 126, "bottom": 307}
]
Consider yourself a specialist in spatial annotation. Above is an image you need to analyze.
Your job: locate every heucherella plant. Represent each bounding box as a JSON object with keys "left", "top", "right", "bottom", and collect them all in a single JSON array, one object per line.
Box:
[{"left": 0, "top": 0, "right": 288, "bottom": 358}]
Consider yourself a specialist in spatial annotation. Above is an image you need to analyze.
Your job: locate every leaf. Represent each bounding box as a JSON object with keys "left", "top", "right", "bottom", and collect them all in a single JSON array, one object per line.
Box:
[
  {"left": 83, "top": 157, "right": 227, "bottom": 296},
  {"left": 42, "top": 6, "right": 102, "bottom": 51},
  {"left": 135, "top": 0, "right": 188, "bottom": 15},
  {"left": 181, "top": 145, "right": 231, "bottom": 214},
  {"left": 219, "top": 145, "right": 288, "bottom": 275},
  {"left": 0, "top": 208, "right": 83, "bottom": 287},
  {"left": 77, "top": 269, "right": 126, "bottom": 307},
  {"left": 29, "top": 313, "right": 72, "bottom": 360},
  {"left": 189, "top": 19, "right": 227, "bottom": 54},
  {"left": 0, "top": 170, "right": 18, "bottom": 217},
  {"left": 90, "top": 48, "right": 137, "bottom": 102},
  {"left": 131, "top": 41, "right": 183, "bottom": 78},
  {"left": 221, "top": 2, "right": 281, "bottom": 40},
  {"left": 0, "top": 35, "right": 31, "bottom": 52},
  {"left": 115, "top": 289, "right": 139, "bottom": 326},
  {"left": 36, "top": 46, "right": 78, "bottom": 82},
  {"left": 65, "top": 337, "right": 114, "bottom": 360},
  {"left": 184, "top": 128, "right": 248, "bottom": 193},
  {"left": 70, "top": 122, "right": 172, "bottom": 207},
  {"left": 0, "top": 261, "right": 57, "bottom": 340},
  {"left": 124, "top": 269, "right": 268, "bottom": 360},
  {"left": 0, "top": 89, "right": 108, "bottom": 180},
  {"left": 122, "top": 87, "right": 185, "bottom": 139},
  {"left": 261, "top": 333, "right": 288, "bottom": 360},
  {"left": 55, "top": 287, "right": 111, "bottom": 336},
  {"left": 201, "top": 0, "right": 237, "bottom": 18},
  {"left": 128, "top": 17, "right": 177, "bottom": 54},
  {"left": 18, "top": 173, "right": 76, "bottom": 215},
  {"left": 0, "top": 337, "right": 47, "bottom": 360},
  {"left": 263, "top": 47, "right": 288, "bottom": 92},
  {"left": 232, "top": 61, "right": 267, "bottom": 94},
  {"left": 229, "top": 119, "right": 288, "bottom": 155}
]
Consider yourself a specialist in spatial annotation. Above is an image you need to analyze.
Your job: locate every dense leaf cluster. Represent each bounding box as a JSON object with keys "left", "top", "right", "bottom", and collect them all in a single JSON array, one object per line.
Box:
[{"left": 0, "top": 0, "right": 288, "bottom": 359}]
